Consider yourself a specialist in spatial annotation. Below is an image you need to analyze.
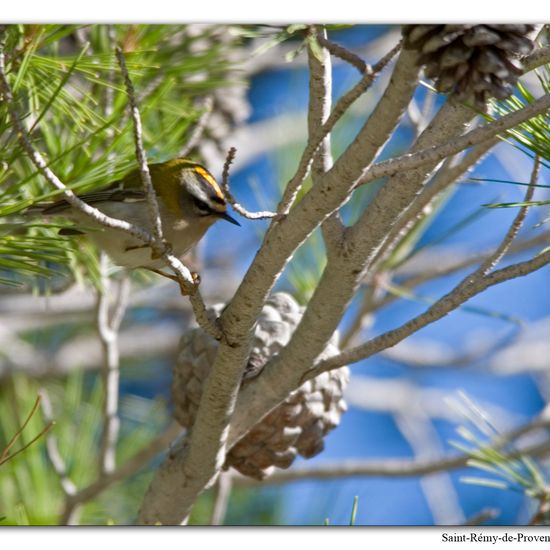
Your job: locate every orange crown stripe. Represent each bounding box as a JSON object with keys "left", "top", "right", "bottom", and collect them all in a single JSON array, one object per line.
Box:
[{"left": 195, "top": 166, "right": 224, "bottom": 200}]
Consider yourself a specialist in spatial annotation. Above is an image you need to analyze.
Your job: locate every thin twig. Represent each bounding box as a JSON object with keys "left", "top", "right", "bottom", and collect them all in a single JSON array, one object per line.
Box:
[
  {"left": 116, "top": 47, "right": 164, "bottom": 248},
  {"left": 234, "top": 421, "right": 550, "bottom": 487},
  {"left": 358, "top": 93, "right": 550, "bottom": 187},
  {"left": 463, "top": 508, "right": 499, "bottom": 526},
  {"left": 276, "top": 40, "right": 401, "bottom": 216},
  {"left": 0, "top": 420, "right": 53, "bottom": 467},
  {"left": 114, "top": 45, "right": 222, "bottom": 340},
  {"left": 60, "top": 421, "right": 183, "bottom": 519},
  {"left": 221, "top": 147, "right": 276, "bottom": 219},
  {"left": 449, "top": 155, "right": 540, "bottom": 292},
  {"left": 0, "top": 394, "right": 53, "bottom": 466},
  {"left": 308, "top": 247, "right": 550, "bottom": 377},
  {"left": 96, "top": 254, "right": 130, "bottom": 476},
  {"left": 477, "top": 156, "right": 539, "bottom": 276},
  {"left": 316, "top": 33, "right": 368, "bottom": 74},
  {"left": 0, "top": 394, "right": 41, "bottom": 463},
  {"left": 39, "top": 388, "right": 77, "bottom": 498},
  {"left": 369, "top": 228, "right": 550, "bottom": 315},
  {"left": 209, "top": 471, "right": 233, "bottom": 526}
]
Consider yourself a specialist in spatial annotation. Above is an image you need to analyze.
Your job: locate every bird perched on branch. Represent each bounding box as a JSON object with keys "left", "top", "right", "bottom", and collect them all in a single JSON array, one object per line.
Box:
[{"left": 30, "top": 158, "right": 240, "bottom": 281}]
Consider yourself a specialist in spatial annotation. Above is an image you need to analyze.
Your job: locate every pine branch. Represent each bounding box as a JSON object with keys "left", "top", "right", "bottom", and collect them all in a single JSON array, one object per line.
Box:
[
  {"left": 275, "top": 40, "right": 401, "bottom": 216},
  {"left": 137, "top": 44, "right": 419, "bottom": 525},
  {"left": 359, "top": 93, "right": 550, "bottom": 187},
  {"left": 96, "top": 254, "right": 129, "bottom": 477},
  {"left": 221, "top": 147, "right": 275, "bottom": 220},
  {"left": 309, "top": 247, "right": 550, "bottom": 377},
  {"left": 234, "top": 415, "right": 550, "bottom": 486}
]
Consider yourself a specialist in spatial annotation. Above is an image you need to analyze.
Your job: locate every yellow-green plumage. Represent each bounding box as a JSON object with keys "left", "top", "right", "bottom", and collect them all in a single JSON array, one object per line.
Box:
[
  {"left": 33, "top": 159, "right": 237, "bottom": 270},
  {"left": 117, "top": 160, "right": 206, "bottom": 215}
]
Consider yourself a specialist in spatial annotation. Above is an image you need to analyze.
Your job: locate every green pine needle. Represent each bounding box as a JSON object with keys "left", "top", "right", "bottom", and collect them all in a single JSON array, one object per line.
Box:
[
  {"left": 349, "top": 495, "right": 359, "bottom": 526},
  {"left": 0, "top": 24, "right": 241, "bottom": 290}
]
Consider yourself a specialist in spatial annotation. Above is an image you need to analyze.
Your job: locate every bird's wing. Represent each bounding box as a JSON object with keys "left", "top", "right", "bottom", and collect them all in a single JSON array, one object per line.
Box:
[{"left": 39, "top": 180, "right": 147, "bottom": 214}]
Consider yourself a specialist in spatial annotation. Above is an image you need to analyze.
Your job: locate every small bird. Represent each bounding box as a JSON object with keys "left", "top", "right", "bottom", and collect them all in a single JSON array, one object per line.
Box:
[{"left": 32, "top": 158, "right": 240, "bottom": 282}]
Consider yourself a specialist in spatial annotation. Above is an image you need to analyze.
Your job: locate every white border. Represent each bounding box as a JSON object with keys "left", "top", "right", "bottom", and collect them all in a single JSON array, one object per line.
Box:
[
  {"left": 4, "top": 527, "right": 550, "bottom": 550},
  {"left": 1, "top": 1, "right": 549, "bottom": 23}
]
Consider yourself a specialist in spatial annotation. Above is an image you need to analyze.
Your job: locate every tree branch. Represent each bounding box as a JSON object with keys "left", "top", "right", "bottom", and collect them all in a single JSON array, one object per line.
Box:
[
  {"left": 523, "top": 44, "right": 550, "bottom": 72},
  {"left": 306, "top": 26, "right": 344, "bottom": 252},
  {"left": 369, "top": 228, "right": 550, "bottom": 315},
  {"left": 476, "top": 156, "right": 539, "bottom": 276},
  {"left": 276, "top": 39, "right": 401, "bottom": 215},
  {"left": 39, "top": 388, "right": 81, "bottom": 525},
  {"left": 310, "top": 248, "right": 550, "bottom": 377},
  {"left": 235, "top": 440, "right": 550, "bottom": 486},
  {"left": 209, "top": 472, "right": 233, "bottom": 526},
  {"left": 220, "top": 147, "right": 276, "bottom": 220},
  {"left": 96, "top": 254, "right": 130, "bottom": 476},
  {"left": 359, "top": 93, "right": 550, "bottom": 186},
  {"left": 219, "top": 45, "right": 422, "bottom": 469},
  {"left": 39, "top": 390, "right": 77, "bottom": 497},
  {"left": 138, "top": 37, "right": 418, "bottom": 528},
  {"left": 316, "top": 33, "right": 368, "bottom": 74},
  {"left": 234, "top": 416, "right": 550, "bottom": 486},
  {"left": 115, "top": 47, "right": 164, "bottom": 246}
]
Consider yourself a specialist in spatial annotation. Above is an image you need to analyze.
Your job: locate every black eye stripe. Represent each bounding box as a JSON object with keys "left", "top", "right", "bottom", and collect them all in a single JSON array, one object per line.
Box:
[{"left": 193, "top": 197, "right": 213, "bottom": 215}]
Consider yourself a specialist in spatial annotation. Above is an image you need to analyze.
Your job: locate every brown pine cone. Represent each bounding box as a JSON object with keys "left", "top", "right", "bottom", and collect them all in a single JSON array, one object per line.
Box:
[
  {"left": 172, "top": 293, "right": 349, "bottom": 480},
  {"left": 403, "top": 24, "right": 536, "bottom": 110}
]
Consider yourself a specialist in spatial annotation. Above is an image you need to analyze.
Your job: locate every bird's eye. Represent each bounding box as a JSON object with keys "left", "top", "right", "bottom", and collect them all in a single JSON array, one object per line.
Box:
[{"left": 192, "top": 197, "right": 212, "bottom": 215}]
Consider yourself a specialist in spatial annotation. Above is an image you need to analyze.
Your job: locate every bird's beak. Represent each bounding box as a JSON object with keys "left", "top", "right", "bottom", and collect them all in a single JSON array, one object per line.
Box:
[{"left": 219, "top": 211, "right": 241, "bottom": 226}]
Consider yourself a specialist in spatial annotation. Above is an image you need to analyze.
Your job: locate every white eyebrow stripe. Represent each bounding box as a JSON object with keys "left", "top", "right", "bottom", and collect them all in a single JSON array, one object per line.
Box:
[
  {"left": 186, "top": 180, "right": 210, "bottom": 201},
  {"left": 186, "top": 178, "right": 227, "bottom": 212}
]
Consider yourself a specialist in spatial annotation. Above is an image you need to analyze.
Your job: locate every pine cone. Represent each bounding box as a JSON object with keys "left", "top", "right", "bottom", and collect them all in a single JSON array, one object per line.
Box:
[
  {"left": 172, "top": 292, "right": 349, "bottom": 480},
  {"left": 402, "top": 24, "right": 535, "bottom": 110}
]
